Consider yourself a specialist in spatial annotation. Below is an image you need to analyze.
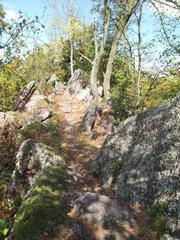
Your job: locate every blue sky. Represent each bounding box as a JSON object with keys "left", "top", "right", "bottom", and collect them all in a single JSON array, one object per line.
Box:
[
  {"left": 1, "top": 0, "right": 179, "bottom": 70},
  {"left": 2, "top": 0, "right": 94, "bottom": 43},
  {"left": 2, "top": 0, "right": 94, "bottom": 22}
]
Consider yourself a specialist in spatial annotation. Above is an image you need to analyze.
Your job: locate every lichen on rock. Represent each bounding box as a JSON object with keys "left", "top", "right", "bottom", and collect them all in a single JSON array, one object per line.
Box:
[{"left": 93, "top": 94, "right": 180, "bottom": 236}]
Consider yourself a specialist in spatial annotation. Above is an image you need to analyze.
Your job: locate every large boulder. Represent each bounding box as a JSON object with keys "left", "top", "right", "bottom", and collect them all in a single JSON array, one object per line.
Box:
[
  {"left": 13, "top": 81, "right": 36, "bottom": 111},
  {"left": 13, "top": 139, "right": 65, "bottom": 186},
  {"left": 66, "top": 69, "right": 86, "bottom": 95},
  {"left": 11, "top": 139, "right": 64, "bottom": 198},
  {"left": 93, "top": 95, "right": 180, "bottom": 236},
  {"left": 12, "top": 139, "right": 67, "bottom": 240}
]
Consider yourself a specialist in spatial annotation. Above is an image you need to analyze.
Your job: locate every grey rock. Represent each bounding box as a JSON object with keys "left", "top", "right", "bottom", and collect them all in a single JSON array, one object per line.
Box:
[
  {"left": 13, "top": 81, "right": 36, "bottom": 111},
  {"left": 74, "top": 192, "right": 134, "bottom": 228},
  {"left": 12, "top": 139, "right": 65, "bottom": 193},
  {"left": 76, "top": 87, "right": 91, "bottom": 101},
  {"left": 47, "top": 73, "right": 58, "bottom": 85},
  {"left": 22, "top": 108, "right": 53, "bottom": 127},
  {"left": 82, "top": 102, "right": 97, "bottom": 133},
  {"left": 93, "top": 94, "right": 180, "bottom": 233},
  {"left": 24, "top": 90, "right": 45, "bottom": 112},
  {"left": 101, "top": 114, "right": 114, "bottom": 133},
  {"left": 66, "top": 69, "right": 86, "bottom": 95},
  {"left": 98, "top": 85, "right": 103, "bottom": 97},
  {"left": 54, "top": 81, "right": 65, "bottom": 94},
  {"left": 47, "top": 74, "right": 65, "bottom": 94}
]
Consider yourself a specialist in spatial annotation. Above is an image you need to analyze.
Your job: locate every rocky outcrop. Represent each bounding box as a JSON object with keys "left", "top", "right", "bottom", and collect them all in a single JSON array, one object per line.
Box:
[
  {"left": 21, "top": 108, "right": 53, "bottom": 128},
  {"left": 66, "top": 69, "right": 86, "bottom": 95},
  {"left": 82, "top": 104, "right": 97, "bottom": 133},
  {"left": 12, "top": 139, "right": 67, "bottom": 240},
  {"left": 76, "top": 87, "right": 92, "bottom": 101},
  {"left": 13, "top": 139, "right": 65, "bottom": 186},
  {"left": 46, "top": 74, "right": 65, "bottom": 95},
  {"left": 54, "top": 81, "right": 65, "bottom": 94},
  {"left": 93, "top": 95, "right": 180, "bottom": 235},
  {"left": 13, "top": 81, "right": 36, "bottom": 111},
  {"left": 24, "top": 90, "right": 45, "bottom": 112}
]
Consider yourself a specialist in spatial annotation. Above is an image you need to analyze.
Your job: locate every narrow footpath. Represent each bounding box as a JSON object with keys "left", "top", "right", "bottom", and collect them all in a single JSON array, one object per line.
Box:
[{"left": 46, "top": 93, "right": 157, "bottom": 240}]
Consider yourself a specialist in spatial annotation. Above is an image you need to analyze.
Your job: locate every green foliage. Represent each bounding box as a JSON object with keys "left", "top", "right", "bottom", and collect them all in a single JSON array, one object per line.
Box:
[
  {"left": 111, "top": 55, "right": 180, "bottom": 121},
  {"left": 20, "top": 121, "right": 61, "bottom": 152},
  {"left": 0, "top": 219, "right": 9, "bottom": 239},
  {"left": 111, "top": 56, "right": 136, "bottom": 121},
  {"left": 148, "top": 204, "right": 169, "bottom": 237},
  {"left": 143, "top": 76, "right": 180, "bottom": 108},
  {"left": 13, "top": 166, "right": 66, "bottom": 240},
  {"left": 20, "top": 41, "right": 71, "bottom": 84},
  {"left": 0, "top": 59, "right": 26, "bottom": 111}
]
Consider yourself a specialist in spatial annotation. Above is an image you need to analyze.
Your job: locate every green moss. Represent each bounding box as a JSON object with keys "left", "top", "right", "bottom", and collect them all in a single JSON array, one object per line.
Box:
[
  {"left": 148, "top": 204, "right": 169, "bottom": 237},
  {"left": 20, "top": 121, "right": 61, "bottom": 152},
  {"left": 13, "top": 166, "right": 66, "bottom": 240},
  {"left": 112, "top": 160, "right": 123, "bottom": 184}
]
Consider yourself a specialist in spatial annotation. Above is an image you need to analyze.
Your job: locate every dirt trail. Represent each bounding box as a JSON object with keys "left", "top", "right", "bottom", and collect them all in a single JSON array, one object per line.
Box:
[{"left": 52, "top": 93, "right": 157, "bottom": 240}]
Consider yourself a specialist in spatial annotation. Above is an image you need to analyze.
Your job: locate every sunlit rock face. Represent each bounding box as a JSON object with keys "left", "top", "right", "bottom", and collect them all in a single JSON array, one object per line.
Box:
[
  {"left": 21, "top": 108, "right": 53, "bottom": 128},
  {"left": 13, "top": 81, "right": 36, "bottom": 111},
  {"left": 93, "top": 94, "right": 180, "bottom": 234},
  {"left": 14, "top": 139, "right": 65, "bottom": 184},
  {"left": 66, "top": 69, "right": 86, "bottom": 95}
]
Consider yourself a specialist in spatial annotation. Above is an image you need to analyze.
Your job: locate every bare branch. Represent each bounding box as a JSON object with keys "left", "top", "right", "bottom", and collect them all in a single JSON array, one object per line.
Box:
[
  {"left": 79, "top": 52, "right": 93, "bottom": 64},
  {"left": 152, "top": 0, "right": 180, "bottom": 10},
  {"left": 151, "top": 1, "right": 180, "bottom": 54}
]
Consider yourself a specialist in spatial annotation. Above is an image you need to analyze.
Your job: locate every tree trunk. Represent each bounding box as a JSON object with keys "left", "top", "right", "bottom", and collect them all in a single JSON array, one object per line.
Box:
[
  {"left": 103, "top": 0, "right": 140, "bottom": 101},
  {"left": 135, "top": 0, "right": 143, "bottom": 105},
  {"left": 90, "top": 0, "right": 110, "bottom": 101},
  {"left": 70, "top": 37, "right": 74, "bottom": 77}
]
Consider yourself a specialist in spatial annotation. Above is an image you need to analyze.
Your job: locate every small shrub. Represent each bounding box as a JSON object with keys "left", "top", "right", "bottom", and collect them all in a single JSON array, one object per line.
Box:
[
  {"left": 148, "top": 204, "right": 169, "bottom": 237},
  {"left": 0, "top": 219, "right": 9, "bottom": 239},
  {"left": 20, "top": 121, "right": 61, "bottom": 152}
]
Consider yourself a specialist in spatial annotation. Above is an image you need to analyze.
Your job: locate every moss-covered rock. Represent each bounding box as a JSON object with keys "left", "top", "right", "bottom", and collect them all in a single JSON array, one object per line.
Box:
[{"left": 13, "top": 166, "right": 67, "bottom": 240}]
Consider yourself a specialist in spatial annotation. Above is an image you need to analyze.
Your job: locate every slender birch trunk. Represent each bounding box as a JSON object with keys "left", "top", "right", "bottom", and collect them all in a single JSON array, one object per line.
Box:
[
  {"left": 103, "top": 0, "right": 140, "bottom": 101},
  {"left": 90, "top": 0, "right": 110, "bottom": 101}
]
